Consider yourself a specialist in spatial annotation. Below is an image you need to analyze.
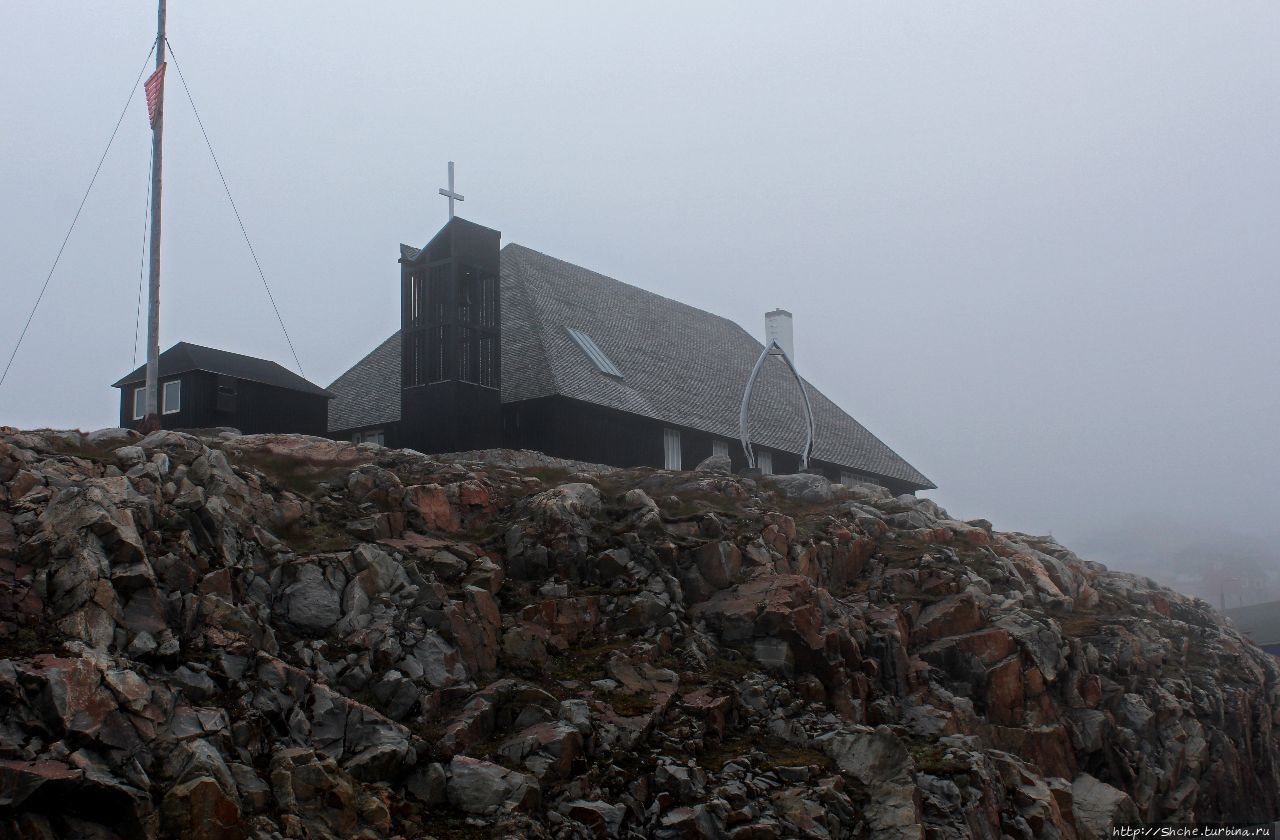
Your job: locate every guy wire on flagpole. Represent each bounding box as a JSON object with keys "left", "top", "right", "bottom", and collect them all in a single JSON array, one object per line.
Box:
[
  {"left": 0, "top": 43, "right": 158, "bottom": 396},
  {"left": 164, "top": 37, "right": 306, "bottom": 377},
  {"left": 132, "top": 154, "right": 154, "bottom": 367}
]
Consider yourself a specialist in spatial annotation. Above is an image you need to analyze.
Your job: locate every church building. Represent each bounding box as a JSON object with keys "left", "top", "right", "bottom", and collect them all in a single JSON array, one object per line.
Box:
[{"left": 326, "top": 216, "right": 933, "bottom": 496}]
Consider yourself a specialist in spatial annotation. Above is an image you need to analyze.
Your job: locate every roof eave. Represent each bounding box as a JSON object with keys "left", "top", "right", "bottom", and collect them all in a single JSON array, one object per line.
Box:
[{"left": 111, "top": 368, "right": 331, "bottom": 398}]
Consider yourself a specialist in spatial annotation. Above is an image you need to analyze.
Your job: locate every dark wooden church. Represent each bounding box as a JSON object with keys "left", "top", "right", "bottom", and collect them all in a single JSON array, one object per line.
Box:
[
  {"left": 113, "top": 342, "right": 331, "bottom": 435},
  {"left": 326, "top": 217, "right": 934, "bottom": 495}
]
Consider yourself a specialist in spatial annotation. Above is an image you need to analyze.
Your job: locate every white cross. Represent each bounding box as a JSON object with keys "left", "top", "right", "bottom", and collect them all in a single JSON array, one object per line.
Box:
[{"left": 438, "top": 160, "right": 465, "bottom": 219}]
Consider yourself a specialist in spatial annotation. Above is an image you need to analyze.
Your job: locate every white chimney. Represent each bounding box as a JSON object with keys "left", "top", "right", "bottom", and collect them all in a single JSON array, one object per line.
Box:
[{"left": 765, "top": 309, "right": 795, "bottom": 361}]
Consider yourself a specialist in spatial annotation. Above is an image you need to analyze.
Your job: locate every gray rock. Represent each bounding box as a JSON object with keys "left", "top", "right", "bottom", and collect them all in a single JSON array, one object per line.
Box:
[
  {"left": 406, "top": 762, "right": 448, "bottom": 805},
  {"left": 127, "top": 631, "right": 158, "bottom": 657},
  {"left": 753, "top": 638, "right": 794, "bottom": 674},
  {"left": 767, "top": 472, "right": 834, "bottom": 503},
  {"left": 1072, "top": 773, "right": 1140, "bottom": 840},
  {"left": 345, "top": 742, "right": 410, "bottom": 782},
  {"left": 560, "top": 799, "right": 626, "bottom": 837},
  {"left": 281, "top": 565, "right": 342, "bottom": 634},
  {"left": 137, "top": 430, "right": 206, "bottom": 464},
  {"left": 814, "top": 726, "right": 914, "bottom": 788},
  {"left": 693, "top": 453, "right": 732, "bottom": 474},
  {"left": 447, "top": 755, "right": 540, "bottom": 814},
  {"left": 85, "top": 427, "right": 142, "bottom": 450},
  {"left": 169, "top": 666, "right": 219, "bottom": 702},
  {"left": 411, "top": 632, "right": 467, "bottom": 688}
]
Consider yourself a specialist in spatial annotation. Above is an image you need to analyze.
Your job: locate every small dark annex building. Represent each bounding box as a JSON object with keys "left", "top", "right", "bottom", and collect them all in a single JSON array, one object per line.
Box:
[
  {"left": 326, "top": 217, "right": 934, "bottom": 496},
  {"left": 113, "top": 342, "right": 332, "bottom": 435}
]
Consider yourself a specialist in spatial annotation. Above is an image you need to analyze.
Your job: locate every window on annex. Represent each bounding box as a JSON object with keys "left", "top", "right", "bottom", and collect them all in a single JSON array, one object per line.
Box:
[
  {"left": 161, "top": 380, "right": 181, "bottom": 415},
  {"left": 711, "top": 439, "right": 729, "bottom": 458},
  {"left": 353, "top": 429, "right": 385, "bottom": 446},
  {"left": 757, "top": 450, "right": 773, "bottom": 475},
  {"left": 132, "top": 387, "right": 146, "bottom": 421}
]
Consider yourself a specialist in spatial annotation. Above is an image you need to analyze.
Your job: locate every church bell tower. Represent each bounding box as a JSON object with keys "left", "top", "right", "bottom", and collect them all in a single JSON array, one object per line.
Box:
[{"left": 399, "top": 216, "right": 502, "bottom": 453}]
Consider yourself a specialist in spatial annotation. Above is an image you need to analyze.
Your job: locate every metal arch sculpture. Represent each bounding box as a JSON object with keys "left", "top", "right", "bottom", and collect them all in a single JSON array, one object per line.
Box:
[{"left": 739, "top": 341, "right": 816, "bottom": 471}]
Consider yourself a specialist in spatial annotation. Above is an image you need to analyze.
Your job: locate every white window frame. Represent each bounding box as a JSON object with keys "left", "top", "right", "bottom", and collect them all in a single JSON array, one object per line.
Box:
[
  {"left": 132, "top": 387, "right": 146, "bottom": 421},
  {"left": 161, "top": 380, "right": 181, "bottom": 415},
  {"left": 353, "top": 429, "right": 386, "bottom": 446},
  {"left": 757, "top": 450, "right": 772, "bottom": 475},
  {"left": 711, "top": 439, "right": 729, "bottom": 458},
  {"left": 663, "top": 428, "right": 682, "bottom": 470}
]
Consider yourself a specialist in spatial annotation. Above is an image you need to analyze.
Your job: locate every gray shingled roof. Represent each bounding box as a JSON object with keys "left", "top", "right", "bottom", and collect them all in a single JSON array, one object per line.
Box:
[
  {"left": 326, "top": 333, "right": 401, "bottom": 433},
  {"left": 115, "top": 342, "right": 331, "bottom": 397},
  {"left": 328, "top": 242, "right": 933, "bottom": 489}
]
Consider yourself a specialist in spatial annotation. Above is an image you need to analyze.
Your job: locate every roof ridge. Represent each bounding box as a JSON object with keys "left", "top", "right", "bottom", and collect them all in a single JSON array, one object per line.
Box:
[{"left": 502, "top": 243, "right": 765, "bottom": 349}]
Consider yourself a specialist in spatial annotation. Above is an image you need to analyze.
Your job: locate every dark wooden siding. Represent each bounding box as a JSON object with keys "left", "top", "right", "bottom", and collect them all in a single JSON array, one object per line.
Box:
[
  {"left": 502, "top": 396, "right": 663, "bottom": 467},
  {"left": 117, "top": 372, "right": 327, "bottom": 436},
  {"left": 498, "top": 395, "right": 914, "bottom": 492}
]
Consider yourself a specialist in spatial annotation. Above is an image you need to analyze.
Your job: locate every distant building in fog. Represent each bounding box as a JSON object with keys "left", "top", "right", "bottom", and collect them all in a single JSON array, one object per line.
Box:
[{"left": 1224, "top": 600, "right": 1280, "bottom": 659}]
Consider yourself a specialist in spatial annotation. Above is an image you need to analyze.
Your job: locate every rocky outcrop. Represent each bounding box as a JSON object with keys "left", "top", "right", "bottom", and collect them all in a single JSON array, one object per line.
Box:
[{"left": 0, "top": 425, "right": 1277, "bottom": 838}]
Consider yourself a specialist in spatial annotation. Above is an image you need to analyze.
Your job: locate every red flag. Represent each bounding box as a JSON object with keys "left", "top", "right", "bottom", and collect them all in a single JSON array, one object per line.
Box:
[{"left": 144, "top": 63, "right": 166, "bottom": 128}]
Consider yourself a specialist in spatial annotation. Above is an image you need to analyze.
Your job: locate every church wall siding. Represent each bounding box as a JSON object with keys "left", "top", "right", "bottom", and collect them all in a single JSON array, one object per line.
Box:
[
  {"left": 234, "top": 380, "right": 329, "bottom": 436},
  {"left": 502, "top": 396, "right": 664, "bottom": 468}
]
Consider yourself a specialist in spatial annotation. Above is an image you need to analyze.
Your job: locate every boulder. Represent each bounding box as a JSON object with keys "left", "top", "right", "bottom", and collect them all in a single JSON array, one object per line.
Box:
[
  {"left": 497, "top": 720, "right": 584, "bottom": 781},
  {"left": 694, "top": 454, "right": 732, "bottom": 474},
  {"left": 697, "top": 541, "right": 742, "bottom": 590},
  {"left": 159, "top": 776, "right": 242, "bottom": 840},
  {"left": 446, "top": 756, "right": 540, "bottom": 814},
  {"left": 1072, "top": 773, "right": 1140, "bottom": 839},
  {"left": 280, "top": 564, "right": 342, "bottom": 635},
  {"left": 767, "top": 473, "right": 834, "bottom": 503},
  {"left": 561, "top": 799, "right": 626, "bottom": 838},
  {"left": 85, "top": 428, "right": 142, "bottom": 450},
  {"left": 912, "top": 593, "right": 982, "bottom": 644}
]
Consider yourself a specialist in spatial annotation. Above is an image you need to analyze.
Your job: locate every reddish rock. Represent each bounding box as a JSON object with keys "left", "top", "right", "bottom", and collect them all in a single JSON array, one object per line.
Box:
[
  {"left": 198, "top": 568, "right": 234, "bottom": 598},
  {"left": 680, "top": 690, "right": 733, "bottom": 741},
  {"left": 0, "top": 512, "right": 15, "bottom": 559},
  {"left": 0, "top": 759, "right": 82, "bottom": 808},
  {"left": 827, "top": 537, "right": 873, "bottom": 592},
  {"left": 21, "top": 655, "right": 118, "bottom": 739},
  {"left": 990, "top": 723, "right": 1078, "bottom": 781},
  {"left": 502, "top": 622, "right": 552, "bottom": 666},
  {"left": 986, "top": 655, "right": 1025, "bottom": 726},
  {"left": 457, "top": 480, "right": 491, "bottom": 509},
  {"left": 1080, "top": 674, "right": 1103, "bottom": 708},
  {"left": 161, "top": 775, "right": 244, "bottom": 840},
  {"left": 498, "top": 720, "right": 584, "bottom": 781},
  {"left": 519, "top": 597, "right": 601, "bottom": 648},
  {"left": 220, "top": 434, "right": 371, "bottom": 471},
  {"left": 912, "top": 593, "right": 982, "bottom": 645},
  {"left": 760, "top": 524, "right": 788, "bottom": 556},
  {"left": 447, "top": 587, "right": 502, "bottom": 675},
  {"left": 404, "top": 484, "right": 461, "bottom": 532},
  {"left": 920, "top": 628, "right": 1017, "bottom": 669},
  {"left": 697, "top": 541, "right": 742, "bottom": 590}
]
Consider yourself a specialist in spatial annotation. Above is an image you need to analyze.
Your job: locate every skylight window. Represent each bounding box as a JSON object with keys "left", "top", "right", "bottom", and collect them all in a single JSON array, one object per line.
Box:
[{"left": 566, "top": 327, "right": 623, "bottom": 377}]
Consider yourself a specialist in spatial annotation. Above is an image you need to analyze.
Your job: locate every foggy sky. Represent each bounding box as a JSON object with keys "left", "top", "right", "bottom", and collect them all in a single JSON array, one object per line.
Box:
[{"left": 3, "top": 3, "right": 1278, "bottom": 602}]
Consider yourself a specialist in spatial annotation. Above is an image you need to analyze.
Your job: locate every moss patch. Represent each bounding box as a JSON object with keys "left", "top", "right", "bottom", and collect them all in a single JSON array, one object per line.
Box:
[
  {"left": 909, "top": 742, "right": 969, "bottom": 776},
  {"left": 701, "top": 733, "right": 833, "bottom": 773},
  {"left": 546, "top": 639, "right": 631, "bottom": 684},
  {"left": 223, "top": 450, "right": 351, "bottom": 499},
  {"left": 279, "top": 520, "right": 357, "bottom": 554},
  {"left": 0, "top": 624, "right": 67, "bottom": 660}
]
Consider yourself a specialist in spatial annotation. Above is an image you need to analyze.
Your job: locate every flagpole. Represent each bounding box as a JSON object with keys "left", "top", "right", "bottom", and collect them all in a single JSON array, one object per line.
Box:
[{"left": 143, "top": 0, "right": 166, "bottom": 428}]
